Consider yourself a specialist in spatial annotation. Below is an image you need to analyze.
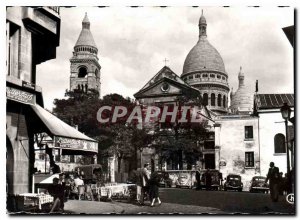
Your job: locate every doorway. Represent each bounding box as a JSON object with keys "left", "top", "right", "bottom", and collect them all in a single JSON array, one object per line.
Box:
[{"left": 204, "top": 154, "right": 215, "bottom": 169}]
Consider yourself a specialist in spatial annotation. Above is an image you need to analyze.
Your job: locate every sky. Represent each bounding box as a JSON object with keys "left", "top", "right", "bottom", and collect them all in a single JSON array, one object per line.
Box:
[{"left": 35, "top": 6, "right": 294, "bottom": 110}]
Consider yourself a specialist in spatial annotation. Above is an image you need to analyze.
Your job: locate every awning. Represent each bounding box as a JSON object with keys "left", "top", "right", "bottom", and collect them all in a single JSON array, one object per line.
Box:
[{"left": 31, "top": 104, "right": 98, "bottom": 155}]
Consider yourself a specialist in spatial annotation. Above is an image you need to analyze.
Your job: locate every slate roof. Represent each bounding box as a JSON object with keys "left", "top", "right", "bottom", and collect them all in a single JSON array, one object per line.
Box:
[{"left": 255, "top": 94, "right": 294, "bottom": 110}]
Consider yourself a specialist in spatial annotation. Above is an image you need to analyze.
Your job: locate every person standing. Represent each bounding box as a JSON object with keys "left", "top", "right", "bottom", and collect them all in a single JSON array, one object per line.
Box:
[
  {"left": 141, "top": 163, "right": 150, "bottom": 204},
  {"left": 135, "top": 168, "right": 143, "bottom": 205},
  {"left": 205, "top": 168, "right": 212, "bottom": 191},
  {"left": 149, "top": 171, "right": 162, "bottom": 207},
  {"left": 265, "top": 162, "right": 280, "bottom": 202},
  {"left": 218, "top": 171, "right": 223, "bottom": 191},
  {"left": 195, "top": 168, "right": 201, "bottom": 190},
  {"left": 74, "top": 174, "right": 84, "bottom": 187}
]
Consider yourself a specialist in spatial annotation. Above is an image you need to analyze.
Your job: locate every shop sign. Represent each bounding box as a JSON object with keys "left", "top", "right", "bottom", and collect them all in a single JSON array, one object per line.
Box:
[
  {"left": 54, "top": 136, "right": 98, "bottom": 153},
  {"left": 6, "top": 86, "right": 35, "bottom": 105},
  {"left": 22, "top": 81, "right": 36, "bottom": 90},
  {"left": 219, "top": 160, "right": 226, "bottom": 166}
]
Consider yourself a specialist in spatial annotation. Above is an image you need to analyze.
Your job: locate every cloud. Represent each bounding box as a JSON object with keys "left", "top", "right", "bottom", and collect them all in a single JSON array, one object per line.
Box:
[{"left": 36, "top": 6, "right": 294, "bottom": 110}]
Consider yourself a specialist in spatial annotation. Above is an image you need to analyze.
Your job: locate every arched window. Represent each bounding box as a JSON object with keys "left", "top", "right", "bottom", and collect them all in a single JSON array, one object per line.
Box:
[
  {"left": 223, "top": 95, "right": 226, "bottom": 107},
  {"left": 274, "top": 133, "right": 286, "bottom": 153},
  {"left": 218, "top": 94, "right": 222, "bottom": 106},
  {"left": 77, "top": 84, "right": 80, "bottom": 90},
  {"left": 85, "top": 84, "right": 88, "bottom": 92},
  {"left": 211, "top": 93, "right": 215, "bottom": 106},
  {"left": 78, "top": 66, "right": 88, "bottom": 78},
  {"left": 203, "top": 93, "right": 208, "bottom": 106},
  {"left": 81, "top": 84, "right": 84, "bottom": 91}
]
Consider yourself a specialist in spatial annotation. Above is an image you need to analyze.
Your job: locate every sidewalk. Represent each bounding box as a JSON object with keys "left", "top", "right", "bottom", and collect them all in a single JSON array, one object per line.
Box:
[{"left": 63, "top": 199, "right": 225, "bottom": 214}]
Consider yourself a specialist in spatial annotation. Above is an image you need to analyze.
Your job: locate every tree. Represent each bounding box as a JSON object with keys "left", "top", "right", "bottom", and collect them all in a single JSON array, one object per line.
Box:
[
  {"left": 53, "top": 90, "right": 150, "bottom": 173},
  {"left": 147, "top": 95, "right": 210, "bottom": 170}
]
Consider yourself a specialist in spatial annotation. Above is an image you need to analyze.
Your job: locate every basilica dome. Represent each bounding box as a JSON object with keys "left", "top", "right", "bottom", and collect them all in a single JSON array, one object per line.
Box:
[
  {"left": 182, "top": 37, "right": 226, "bottom": 75},
  {"left": 180, "top": 11, "right": 229, "bottom": 114}
]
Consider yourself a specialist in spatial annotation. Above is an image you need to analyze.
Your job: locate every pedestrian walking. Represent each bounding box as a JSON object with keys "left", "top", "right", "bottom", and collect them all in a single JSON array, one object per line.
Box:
[
  {"left": 149, "top": 171, "right": 162, "bottom": 207},
  {"left": 265, "top": 162, "right": 280, "bottom": 202}
]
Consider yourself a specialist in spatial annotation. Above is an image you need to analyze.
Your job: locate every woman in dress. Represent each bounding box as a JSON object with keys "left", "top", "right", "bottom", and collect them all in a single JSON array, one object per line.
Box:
[{"left": 148, "top": 171, "right": 162, "bottom": 207}]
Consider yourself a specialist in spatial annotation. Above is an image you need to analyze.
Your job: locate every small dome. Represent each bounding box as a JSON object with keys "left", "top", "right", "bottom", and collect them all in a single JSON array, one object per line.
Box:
[
  {"left": 182, "top": 37, "right": 226, "bottom": 75},
  {"left": 75, "top": 29, "right": 97, "bottom": 48},
  {"left": 75, "top": 13, "right": 97, "bottom": 49},
  {"left": 230, "top": 68, "right": 253, "bottom": 114}
]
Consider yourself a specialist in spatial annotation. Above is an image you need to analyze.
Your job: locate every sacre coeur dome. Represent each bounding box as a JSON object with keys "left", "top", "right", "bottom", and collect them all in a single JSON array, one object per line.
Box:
[
  {"left": 182, "top": 37, "right": 226, "bottom": 75},
  {"left": 180, "top": 11, "right": 230, "bottom": 114}
]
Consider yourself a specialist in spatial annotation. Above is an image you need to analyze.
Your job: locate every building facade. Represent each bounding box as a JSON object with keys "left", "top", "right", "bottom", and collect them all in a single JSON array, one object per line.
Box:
[
  {"left": 134, "top": 65, "right": 215, "bottom": 172},
  {"left": 214, "top": 115, "right": 260, "bottom": 190},
  {"left": 70, "top": 13, "right": 101, "bottom": 96},
  {"left": 6, "top": 6, "right": 61, "bottom": 207},
  {"left": 254, "top": 94, "right": 294, "bottom": 176},
  {"left": 6, "top": 8, "right": 99, "bottom": 212}
]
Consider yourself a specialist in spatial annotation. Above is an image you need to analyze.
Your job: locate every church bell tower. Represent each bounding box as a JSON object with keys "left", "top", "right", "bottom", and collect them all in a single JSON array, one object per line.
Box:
[{"left": 70, "top": 13, "right": 101, "bottom": 96}]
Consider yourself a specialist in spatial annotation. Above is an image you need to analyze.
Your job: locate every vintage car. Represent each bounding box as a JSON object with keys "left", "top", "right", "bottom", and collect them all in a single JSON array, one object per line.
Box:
[
  {"left": 249, "top": 176, "right": 269, "bottom": 193},
  {"left": 224, "top": 174, "right": 243, "bottom": 192},
  {"left": 199, "top": 170, "right": 221, "bottom": 190}
]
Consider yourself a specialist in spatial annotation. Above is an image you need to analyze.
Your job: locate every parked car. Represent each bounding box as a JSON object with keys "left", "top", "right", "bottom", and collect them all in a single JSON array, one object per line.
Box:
[
  {"left": 249, "top": 176, "right": 269, "bottom": 193},
  {"left": 224, "top": 174, "right": 243, "bottom": 192},
  {"left": 199, "top": 169, "right": 221, "bottom": 190}
]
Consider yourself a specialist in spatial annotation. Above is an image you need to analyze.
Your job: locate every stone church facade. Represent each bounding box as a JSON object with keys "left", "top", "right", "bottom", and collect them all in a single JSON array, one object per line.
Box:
[{"left": 133, "top": 11, "right": 261, "bottom": 184}]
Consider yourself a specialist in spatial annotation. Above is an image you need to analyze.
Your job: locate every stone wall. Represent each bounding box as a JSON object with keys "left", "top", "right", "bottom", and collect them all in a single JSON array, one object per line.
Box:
[
  {"left": 215, "top": 116, "right": 259, "bottom": 190},
  {"left": 258, "top": 111, "right": 292, "bottom": 176}
]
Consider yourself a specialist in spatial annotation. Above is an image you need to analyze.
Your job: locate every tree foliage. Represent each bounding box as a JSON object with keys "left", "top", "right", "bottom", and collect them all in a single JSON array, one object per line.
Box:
[{"left": 52, "top": 89, "right": 150, "bottom": 170}]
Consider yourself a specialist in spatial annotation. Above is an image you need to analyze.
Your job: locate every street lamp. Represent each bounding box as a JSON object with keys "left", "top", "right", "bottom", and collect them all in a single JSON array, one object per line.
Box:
[{"left": 280, "top": 102, "right": 291, "bottom": 174}]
